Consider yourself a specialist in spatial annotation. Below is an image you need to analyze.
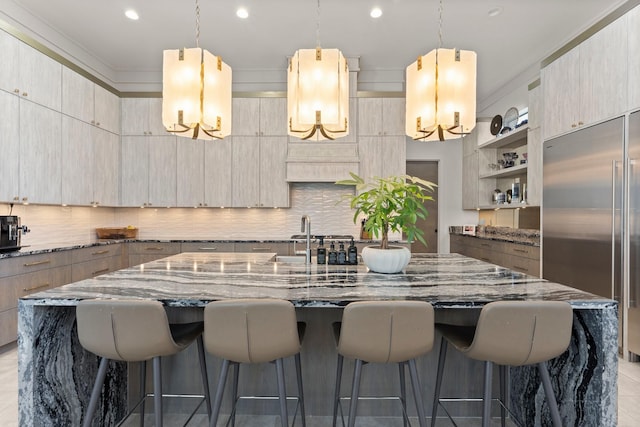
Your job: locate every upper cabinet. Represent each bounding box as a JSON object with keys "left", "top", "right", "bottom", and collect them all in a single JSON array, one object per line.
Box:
[
  {"left": 629, "top": 5, "right": 640, "bottom": 111},
  {"left": 0, "top": 31, "right": 61, "bottom": 111},
  {"left": 121, "top": 98, "right": 169, "bottom": 136},
  {"left": 232, "top": 98, "right": 287, "bottom": 136},
  {"left": 357, "top": 98, "right": 405, "bottom": 136},
  {"left": 62, "top": 67, "right": 120, "bottom": 134},
  {"left": 0, "top": 90, "right": 20, "bottom": 203},
  {"left": 542, "top": 13, "right": 628, "bottom": 140}
]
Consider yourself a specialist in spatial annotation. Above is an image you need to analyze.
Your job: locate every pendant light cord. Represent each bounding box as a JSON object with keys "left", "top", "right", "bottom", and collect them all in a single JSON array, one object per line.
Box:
[
  {"left": 195, "top": 0, "right": 201, "bottom": 48},
  {"left": 438, "top": 0, "right": 443, "bottom": 48},
  {"left": 316, "top": 0, "right": 321, "bottom": 47}
]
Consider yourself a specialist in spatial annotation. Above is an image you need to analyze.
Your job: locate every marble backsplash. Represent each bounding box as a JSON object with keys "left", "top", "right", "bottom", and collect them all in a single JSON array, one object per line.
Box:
[{"left": 2, "top": 183, "right": 401, "bottom": 248}]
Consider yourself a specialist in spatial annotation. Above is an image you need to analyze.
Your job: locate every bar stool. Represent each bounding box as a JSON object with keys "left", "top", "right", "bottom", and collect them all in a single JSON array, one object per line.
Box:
[
  {"left": 76, "top": 299, "right": 211, "bottom": 427},
  {"left": 203, "top": 298, "right": 306, "bottom": 427},
  {"left": 333, "top": 301, "right": 435, "bottom": 427},
  {"left": 431, "top": 300, "right": 573, "bottom": 427}
]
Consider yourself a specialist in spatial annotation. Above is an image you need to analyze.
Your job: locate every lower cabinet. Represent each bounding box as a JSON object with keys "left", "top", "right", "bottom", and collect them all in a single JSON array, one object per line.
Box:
[
  {"left": 450, "top": 234, "right": 540, "bottom": 277},
  {"left": 127, "top": 242, "right": 182, "bottom": 267},
  {"left": 71, "top": 245, "right": 124, "bottom": 282},
  {"left": 233, "top": 242, "right": 291, "bottom": 255}
]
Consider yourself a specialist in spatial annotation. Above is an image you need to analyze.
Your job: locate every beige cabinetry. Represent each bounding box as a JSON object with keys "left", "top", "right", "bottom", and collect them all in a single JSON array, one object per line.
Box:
[
  {"left": 0, "top": 90, "right": 20, "bottom": 203},
  {"left": 0, "top": 252, "right": 72, "bottom": 346},
  {"left": 629, "top": 5, "right": 640, "bottom": 111},
  {"left": 232, "top": 97, "right": 287, "bottom": 136},
  {"left": 450, "top": 234, "right": 540, "bottom": 277},
  {"left": 542, "top": 13, "right": 628, "bottom": 139},
  {"left": 121, "top": 136, "right": 177, "bottom": 207},
  {"left": 233, "top": 242, "right": 290, "bottom": 255},
  {"left": 0, "top": 30, "right": 61, "bottom": 111},
  {"left": 180, "top": 242, "right": 236, "bottom": 253},
  {"left": 62, "top": 117, "right": 120, "bottom": 206},
  {"left": 71, "top": 244, "right": 124, "bottom": 282},
  {"left": 232, "top": 136, "right": 289, "bottom": 208},
  {"left": 121, "top": 98, "right": 168, "bottom": 136},
  {"left": 128, "top": 242, "right": 182, "bottom": 267},
  {"left": 204, "top": 139, "right": 233, "bottom": 207},
  {"left": 176, "top": 139, "right": 205, "bottom": 207},
  {"left": 357, "top": 97, "right": 405, "bottom": 137}
]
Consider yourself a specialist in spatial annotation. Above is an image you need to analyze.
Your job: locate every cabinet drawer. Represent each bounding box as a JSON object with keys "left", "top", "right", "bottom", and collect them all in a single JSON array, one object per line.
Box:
[
  {"left": 71, "top": 244, "right": 122, "bottom": 263},
  {"left": 234, "top": 242, "right": 290, "bottom": 255},
  {"left": 71, "top": 256, "right": 123, "bottom": 282},
  {"left": 0, "top": 251, "right": 72, "bottom": 278},
  {"left": 504, "top": 255, "right": 540, "bottom": 277},
  {"left": 0, "top": 308, "right": 18, "bottom": 347},
  {"left": 181, "top": 242, "right": 235, "bottom": 253},
  {"left": 504, "top": 243, "right": 540, "bottom": 260},
  {"left": 128, "top": 242, "right": 182, "bottom": 255},
  {"left": 0, "top": 266, "right": 73, "bottom": 311}
]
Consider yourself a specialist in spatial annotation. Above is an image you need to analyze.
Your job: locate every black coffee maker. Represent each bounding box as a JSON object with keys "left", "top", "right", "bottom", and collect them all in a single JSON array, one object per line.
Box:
[{"left": 0, "top": 216, "right": 29, "bottom": 252}]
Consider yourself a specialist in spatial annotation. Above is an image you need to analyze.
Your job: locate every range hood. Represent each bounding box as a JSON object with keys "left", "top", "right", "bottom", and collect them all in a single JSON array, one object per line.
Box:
[{"left": 286, "top": 142, "right": 359, "bottom": 182}]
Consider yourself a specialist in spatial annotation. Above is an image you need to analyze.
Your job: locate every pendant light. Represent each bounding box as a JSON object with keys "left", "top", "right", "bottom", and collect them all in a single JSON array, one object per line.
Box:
[
  {"left": 405, "top": 0, "right": 476, "bottom": 141},
  {"left": 288, "top": 0, "right": 349, "bottom": 141},
  {"left": 162, "top": 0, "right": 232, "bottom": 140}
]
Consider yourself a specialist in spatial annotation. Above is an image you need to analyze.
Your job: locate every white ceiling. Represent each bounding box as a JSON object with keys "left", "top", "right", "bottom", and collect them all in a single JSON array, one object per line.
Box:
[{"left": 0, "top": 0, "right": 629, "bottom": 109}]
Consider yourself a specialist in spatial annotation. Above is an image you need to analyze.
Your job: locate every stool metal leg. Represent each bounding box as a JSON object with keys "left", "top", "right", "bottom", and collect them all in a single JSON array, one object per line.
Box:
[
  {"left": 197, "top": 336, "right": 212, "bottom": 420},
  {"left": 431, "top": 336, "right": 448, "bottom": 427},
  {"left": 538, "top": 361, "right": 562, "bottom": 427},
  {"left": 295, "top": 353, "right": 307, "bottom": 427},
  {"left": 408, "top": 359, "right": 427, "bottom": 427},
  {"left": 140, "top": 360, "right": 146, "bottom": 427},
  {"left": 210, "top": 359, "right": 230, "bottom": 427},
  {"left": 82, "top": 357, "right": 109, "bottom": 427},
  {"left": 482, "top": 361, "right": 493, "bottom": 427},
  {"left": 231, "top": 362, "right": 240, "bottom": 427},
  {"left": 499, "top": 365, "right": 507, "bottom": 427},
  {"left": 153, "top": 356, "right": 163, "bottom": 427},
  {"left": 332, "top": 355, "right": 344, "bottom": 427},
  {"left": 399, "top": 363, "right": 408, "bottom": 427},
  {"left": 275, "top": 358, "right": 289, "bottom": 427},
  {"left": 347, "top": 359, "right": 364, "bottom": 427}
]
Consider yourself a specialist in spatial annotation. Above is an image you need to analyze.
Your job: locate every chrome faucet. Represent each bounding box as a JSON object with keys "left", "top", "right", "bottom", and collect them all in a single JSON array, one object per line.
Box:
[{"left": 301, "top": 215, "right": 311, "bottom": 264}]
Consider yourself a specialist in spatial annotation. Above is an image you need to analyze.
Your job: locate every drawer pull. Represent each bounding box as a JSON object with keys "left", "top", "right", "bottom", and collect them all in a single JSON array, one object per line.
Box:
[
  {"left": 513, "top": 249, "right": 527, "bottom": 254},
  {"left": 23, "top": 283, "right": 49, "bottom": 292},
  {"left": 480, "top": 257, "right": 491, "bottom": 262},
  {"left": 198, "top": 247, "right": 218, "bottom": 251},
  {"left": 145, "top": 247, "right": 165, "bottom": 251},
  {"left": 252, "top": 247, "right": 271, "bottom": 251},
  {"left": 513, "top": 265, "right": 528, "bottom": 271},
  {"left": 92, "top": 250, "right": 110, "bottom": 255},
  {"left": 92, "top": 268, "right": 110, "bottom": 276},
  {"left": 23, "top": 260, "right": 51, "bottom": 267}
]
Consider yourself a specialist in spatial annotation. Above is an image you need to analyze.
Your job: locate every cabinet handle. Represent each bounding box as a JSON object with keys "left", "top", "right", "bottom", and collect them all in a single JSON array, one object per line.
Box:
[
  {"left": 513, "top": 248, "right": 527, "bottom": 253},
  {"left": 14, "top": 89, "right": 19, "bottom": 94},
  {"left": 23, "top": 283, "right": 49, "bottom": 292},
  {"left": 92, "top": 250, "right": 110, "bottom": 255},
  {"left": 480, "top": 257, "right": 491, "bottom": 262},
  {"left": 22, "top": 92, "right": 28, "bottom": 97},
  {"left": 252, "top": 247, "right": 271, "bottom": 251},
  {"left": 145, "top": 247, "right": 165, "bottom": 251},
  {"left": 92, "top": 268, "right": 110, "bottom": 276},
  {"left": 578, "top": 121, "right": 584, "bottom": 126},
  {"left": 23, "top": 260, "right": 51, "bottom": 267},
  {"left": 198, "top": 247, "right": 218, "bottom": 251}
]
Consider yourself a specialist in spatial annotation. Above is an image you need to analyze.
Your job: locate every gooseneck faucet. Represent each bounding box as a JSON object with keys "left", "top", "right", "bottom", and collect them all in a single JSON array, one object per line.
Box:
[{"left": 301, "top": 215, "right": 311, "bottom": 265}]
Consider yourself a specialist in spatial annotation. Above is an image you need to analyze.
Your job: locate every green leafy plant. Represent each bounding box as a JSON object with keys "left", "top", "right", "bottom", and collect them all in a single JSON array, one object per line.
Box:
[{"left": 336, "top": 173, "right": 436, "bottom": 249}]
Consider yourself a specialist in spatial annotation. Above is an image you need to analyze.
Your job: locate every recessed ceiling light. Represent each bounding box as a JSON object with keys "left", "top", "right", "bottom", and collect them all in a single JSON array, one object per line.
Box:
[
  {"left": 125, "top": 9, "right": 139, "bottom": 20},
  {"left": 370, "top": 7, "right": 383, "bottom": 18},
  {"left": 236, "top": 7, "right": 249, "bottom": 19},
  {"left": 488, "top": 6, "right": 503, "bottom": 17}
]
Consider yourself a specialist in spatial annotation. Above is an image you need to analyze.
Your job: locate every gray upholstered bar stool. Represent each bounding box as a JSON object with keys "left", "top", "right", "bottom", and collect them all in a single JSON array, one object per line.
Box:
[
  {"left": 431, "top": 301, "right": 573, "bottom": 427},
  {"left": 76, "top": 299, "right": 211, "bottom": 427},
  {"left": 333, "top": 301, "right": 435, "bottom": 427},
  {"left": 203, "top": 298, "right": 306, "bottom": 427}
]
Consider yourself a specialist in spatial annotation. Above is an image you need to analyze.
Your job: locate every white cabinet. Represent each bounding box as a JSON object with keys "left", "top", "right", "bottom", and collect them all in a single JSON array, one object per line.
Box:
[
  {"left": 121, "top": 98, "right": 168, "bottom": 136},
  {"left": 61, "top": 117, "right": 120, "bottom": 206},
  {"left": 177, "top": 139, "right": 205, "bottom": 207},
  {"left": 542, "top": 14, "right": 628, "bottom": 139},
  {"left": 629, "top": 5, "right": 640, "bottom": 111},
  {"left": 0, "top": 31, "right": 62, "bottom": 111},
  {"left": 0, "top": 90, "right": 20, "bottom": 203},
  {"left": 232, "top": 97, "right": 287, "bottom": 136},
  {"left": 121, "top": 136, "right": 176, "bottom": 207},
  {"left": 62, "top": 67, "right": 120, "bottom": 134},
  {"left": 232, "top": 136, "right": 289, "bottom": 207},
  {"left": 357, "top": 98, "right": 405, "bottom": 136},
  {"left": 204, "top": 139, "right": 233, "bottom": 207},
  {"left": 358, "top": 136, "right": 406, "bottom": 182},
  {"left": 19, "top": 101, "right": 62, "bottom": 205}
]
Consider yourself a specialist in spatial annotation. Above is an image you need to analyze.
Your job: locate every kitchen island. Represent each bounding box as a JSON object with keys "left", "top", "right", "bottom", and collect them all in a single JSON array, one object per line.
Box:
[{"left": 18, "top": 253, "right": 617, "bottom": 426}]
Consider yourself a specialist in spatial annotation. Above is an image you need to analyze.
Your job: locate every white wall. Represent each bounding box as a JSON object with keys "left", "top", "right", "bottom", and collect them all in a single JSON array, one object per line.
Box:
[{"left": 406, "top": 138, "right": 478, "bottom": 253}]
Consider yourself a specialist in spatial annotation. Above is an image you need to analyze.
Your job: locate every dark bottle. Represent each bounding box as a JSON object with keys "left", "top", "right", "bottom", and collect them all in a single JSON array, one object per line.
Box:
[
  {"left": 347, "top": 239, "right": 358, "bottom": 265},
  {"left": 328, "top": 242, "right": 338, "bottom": 265},
  {"left": 316, "top": 237, "right": 327, "bottom": 264},
  {"left": 337, "top": 242, "right": 347, "bottom": 265}
]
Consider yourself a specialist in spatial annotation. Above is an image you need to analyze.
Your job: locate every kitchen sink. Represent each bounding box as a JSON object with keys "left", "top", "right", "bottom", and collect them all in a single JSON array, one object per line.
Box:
[{"left": 275, "top": 255, "right": 308, "bottom": 263}]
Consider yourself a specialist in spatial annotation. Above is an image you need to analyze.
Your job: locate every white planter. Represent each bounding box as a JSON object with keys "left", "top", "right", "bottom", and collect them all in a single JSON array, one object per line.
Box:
[{"left": 361, "top": 246, "right": 411, "bottom": 274}]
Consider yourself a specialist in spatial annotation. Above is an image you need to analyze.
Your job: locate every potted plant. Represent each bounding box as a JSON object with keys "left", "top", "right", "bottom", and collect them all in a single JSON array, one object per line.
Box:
[{"left": 336, "top": 172, "right": 436, "bottom": 273}]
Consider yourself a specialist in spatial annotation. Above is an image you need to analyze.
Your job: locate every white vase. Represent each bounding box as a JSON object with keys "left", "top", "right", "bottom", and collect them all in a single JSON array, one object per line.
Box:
[{"left": 361, "top": 246, "right": 411, "bottom": 274}]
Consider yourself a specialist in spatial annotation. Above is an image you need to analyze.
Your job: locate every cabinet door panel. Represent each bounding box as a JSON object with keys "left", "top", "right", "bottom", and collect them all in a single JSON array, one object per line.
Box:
[
  {"left": 94, "top": 129, "right": 120, "bottom": 206},
  {"left": 147, "top": 98, "right": 168, "bottom": 135},
  {"left": 382, "top": 98, "right": 406, "bottom": 136},
  {"left": 61, "top": 116, "right": 93, "bottom": 205},
  {"left": 260, "top": 137, "right": 289, "bottom": 207},
  {"left": 358, "top": 136, "right": 382, "bottom": 182},
  {"left": 381, "top": 136, "right": 406, "bottom": 178},
  {"left": 542, "top": 48, "right": 580, "bottom": 139},
  {"left": 121, "top": 98, "right": 149, "bottom": 135},
  {"left": 357, "top": 98, "right": 382, "bottom": 136},
  {"left": 204, "top": 139, "right": 233, "bottom": 207},
  {"left": 259, "top": 98, "right": 287, "bottom": 136},
  {"left": 628, "top": 5, "right": 640, "bottom": 111},
  {"left": 61, "top": 67, "right": 94, "bottom": 124},
  {"left": 120, "top": 136, "right": 149, "bottom": 206},
  {"left": 0, "top": 30, "right": 20, "bottom": 94},
  {"left": 94, "top": 85, "right": 120, "bottom": 134},
  {"left": 232, "top": 98, "right": 260, "bottom": 136},
  {"left": 18, "top": 43, "right": 62, "bottom": 111},
  {"left": 0, "top": 91, "right": 20, "bottom": 202},
  {"left": 148, "top": 136, "right": 177, "bottom": 207},
  {"left": 232, "top": 136, "right": 260, "bottom": 207},
  {"left": 177, "top": 139, "right": 205, "bottom": 207},
  {"left": 19, "top": 101, "right": 62, "bottom": 204}
]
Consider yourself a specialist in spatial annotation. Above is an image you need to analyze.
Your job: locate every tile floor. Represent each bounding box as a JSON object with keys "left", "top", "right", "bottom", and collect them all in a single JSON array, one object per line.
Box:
[{"left": 1, "top": 342, "right": 638, "bottom": 426}]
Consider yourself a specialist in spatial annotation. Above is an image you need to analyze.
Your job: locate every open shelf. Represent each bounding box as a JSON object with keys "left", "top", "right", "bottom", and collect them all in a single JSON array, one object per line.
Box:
[
  {"left": 477, "top": 124, "right": 529, "bottom": 150},
  {"left": 479, "top": 163, "right": 527, "bottom": 179}
]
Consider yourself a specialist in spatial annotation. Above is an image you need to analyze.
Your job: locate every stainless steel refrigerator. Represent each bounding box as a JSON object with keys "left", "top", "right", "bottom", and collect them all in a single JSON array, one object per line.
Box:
[{"left": 543, "top": 113, "right": 640, "bottom": 356}]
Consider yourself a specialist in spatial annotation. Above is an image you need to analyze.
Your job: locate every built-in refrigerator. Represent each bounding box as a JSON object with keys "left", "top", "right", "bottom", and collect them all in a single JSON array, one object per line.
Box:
[{"left": 543, "top": 112, "right": 640, "bottom": 356}]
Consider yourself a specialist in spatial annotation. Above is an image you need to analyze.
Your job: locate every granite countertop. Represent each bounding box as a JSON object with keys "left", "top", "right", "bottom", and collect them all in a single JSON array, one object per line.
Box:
[
  {"left": 22, "top": 252, "right": 611, "bottom": 309},
  {"left": 449, "top": 226, "right": 540, "bottom": 247}
]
